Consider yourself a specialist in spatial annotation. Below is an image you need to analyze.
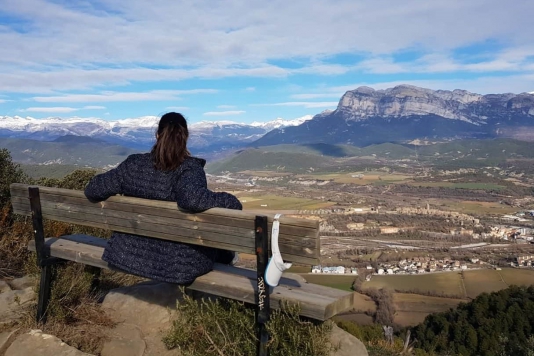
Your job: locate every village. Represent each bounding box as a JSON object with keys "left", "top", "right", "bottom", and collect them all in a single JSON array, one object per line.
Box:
[{"left": 311, "top": 253, "right": 534, "bottom": 277}]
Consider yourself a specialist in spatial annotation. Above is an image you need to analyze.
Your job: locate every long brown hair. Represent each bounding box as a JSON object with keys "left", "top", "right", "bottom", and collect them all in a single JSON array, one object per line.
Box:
[{"left": 151, "top": 112, "right": 191, "bottom": 171}]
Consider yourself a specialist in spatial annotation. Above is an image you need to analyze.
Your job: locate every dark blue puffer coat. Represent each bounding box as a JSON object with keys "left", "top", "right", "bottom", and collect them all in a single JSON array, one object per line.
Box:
[{"left": 84, "top": 153, "right": 242, "bottom": 284}]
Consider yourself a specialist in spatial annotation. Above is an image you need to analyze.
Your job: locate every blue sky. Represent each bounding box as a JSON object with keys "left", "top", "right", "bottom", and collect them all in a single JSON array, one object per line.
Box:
[{"left": 0, "top": 0, "right": 533, "bottom": 124}]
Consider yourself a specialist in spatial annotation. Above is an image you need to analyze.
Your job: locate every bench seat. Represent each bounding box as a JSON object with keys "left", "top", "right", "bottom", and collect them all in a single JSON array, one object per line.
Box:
[
  {"left": 11, "top": 183, "right": 356, "bottom": 323},
  {"left": 28, "top": 234, "right": 354, "bottom": 321}
]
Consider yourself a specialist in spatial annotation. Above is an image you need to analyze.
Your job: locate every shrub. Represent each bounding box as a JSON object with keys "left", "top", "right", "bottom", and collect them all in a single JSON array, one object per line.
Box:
[{"left": 163, "top": 292, "right": 334, "bottom": 356}]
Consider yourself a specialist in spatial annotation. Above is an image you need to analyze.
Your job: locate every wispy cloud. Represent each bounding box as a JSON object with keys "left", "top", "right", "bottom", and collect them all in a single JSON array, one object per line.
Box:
[
  {"left": 32, "top": 89, "right": 217, "bottom": 103},
  {"left": 21, "top": 105, "right": 106, "bottom": 113},
  {"left": 203, "top": 110, "right": 246, "bottom": 116},
  {"left": 83, "top": 105, "right": 106, "bottom": 110},
  {"left": 21, "top": 107, "right": 79, "bottom": 113},
  {"left": 166, "top": 106, "right": 190, "bottom": 111},
  {"left": 1, "top": 1, "right": 533, "bottom": 121},
  {"left": 254, "top": 102, "right": 339, "bottom": 108},
  {"left": 290, "top": 93, "right": 344, "bottom": 99}
]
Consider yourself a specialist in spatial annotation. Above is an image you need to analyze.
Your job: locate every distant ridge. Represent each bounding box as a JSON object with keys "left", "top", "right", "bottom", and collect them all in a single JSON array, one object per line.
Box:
[
  {"left": 0, "top": 136, "right": 139, "bottom": 167},
  {"left": 0, "top": 115, "right": 314, "bottom": 152},
  {"left": 252, "top": 85, "right": 534, "bottom": 147}
]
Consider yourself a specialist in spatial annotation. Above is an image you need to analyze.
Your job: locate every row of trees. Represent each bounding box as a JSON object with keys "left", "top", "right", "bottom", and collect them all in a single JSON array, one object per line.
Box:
[{"left": 412, "top": 285, "right": 534, "bottom": 356}]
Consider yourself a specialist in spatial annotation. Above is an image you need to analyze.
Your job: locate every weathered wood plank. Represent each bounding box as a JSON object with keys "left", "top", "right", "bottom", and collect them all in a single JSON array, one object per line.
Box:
[
  {"left": 10, "top": 184, "right": 319, "bottom": 230},
  {"left": 28, "top": 236, "right": 354, "bottom": 320},
  {"left": 10, "top": 196, "right": 318, "bottom": 249},
  {"left": 11, "top": 184, "right": 320, "bottom": 263},
  {"left": 13, "top": 202, "right": 316, "bottom": 265}
]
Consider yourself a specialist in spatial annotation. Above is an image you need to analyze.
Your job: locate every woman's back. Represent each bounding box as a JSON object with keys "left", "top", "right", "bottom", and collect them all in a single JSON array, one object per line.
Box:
[{"left": 84, "top": 112, "right": 241, "bottom": 284}]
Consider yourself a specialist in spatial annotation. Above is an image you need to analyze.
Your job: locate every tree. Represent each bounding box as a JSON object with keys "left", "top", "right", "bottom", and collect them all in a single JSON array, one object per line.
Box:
[{"left": 0, "top": 149, "right": 27, "bottom": 208}]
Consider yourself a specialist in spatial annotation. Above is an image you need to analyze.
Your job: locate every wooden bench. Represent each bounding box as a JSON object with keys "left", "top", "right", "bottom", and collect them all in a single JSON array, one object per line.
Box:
[{"left": 10, "top": 184, "right": 354, "bottom": 328}]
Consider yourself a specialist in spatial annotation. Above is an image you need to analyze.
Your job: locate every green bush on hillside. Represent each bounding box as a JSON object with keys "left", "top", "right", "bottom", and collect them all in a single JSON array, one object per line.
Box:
[
  {"left": 163, "top": 292, "right": 334, "bottom": 356},
  {"left": 412, "top": 285, "right": 534, "bottom": 356}
]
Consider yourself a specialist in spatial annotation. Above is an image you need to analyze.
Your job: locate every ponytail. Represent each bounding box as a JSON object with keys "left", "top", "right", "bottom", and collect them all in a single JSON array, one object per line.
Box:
[{"left": 151, "top": 112, "right": 190, "bottom": 171}]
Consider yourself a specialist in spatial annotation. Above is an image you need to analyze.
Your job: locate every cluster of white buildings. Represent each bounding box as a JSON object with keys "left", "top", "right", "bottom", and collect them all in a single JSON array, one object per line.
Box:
[
  {"left": 373, "top": 257, "right": 474, "bottom": 275},
  {"left": 311, "top": 265, "right": 359, "bottom": 275},
  {"left": 515, "top": 255, "right": 534, "bottom": 267}
]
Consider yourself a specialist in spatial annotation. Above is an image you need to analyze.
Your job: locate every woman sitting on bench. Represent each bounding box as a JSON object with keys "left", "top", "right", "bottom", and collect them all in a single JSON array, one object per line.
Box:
[{"left": 84, "top": 112, "right": 242, "bottom": 284}]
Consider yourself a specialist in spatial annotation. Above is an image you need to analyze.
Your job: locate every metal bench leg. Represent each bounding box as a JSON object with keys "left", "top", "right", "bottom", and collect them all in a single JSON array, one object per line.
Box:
[
  {"left": 37, "top": 263, "right": 53, "bottom": 323},
  {"left": 255, "top": 216, "right": 270, "bottom": 356},
  {"left": 29, "top": 187, "right": 54, "bottom": 323}
]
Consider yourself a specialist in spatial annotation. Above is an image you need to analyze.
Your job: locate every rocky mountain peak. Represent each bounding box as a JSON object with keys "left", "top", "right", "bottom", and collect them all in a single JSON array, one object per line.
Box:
[{"left": 336, "top": 85, "right": 533, "bottom": 124}]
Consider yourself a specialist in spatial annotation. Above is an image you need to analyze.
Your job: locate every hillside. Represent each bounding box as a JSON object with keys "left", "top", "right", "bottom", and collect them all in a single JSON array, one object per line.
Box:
[
  {"left": 0, "top": 136, "right": 139, "bottom": 167},
  {"left": 206, "top": 139, "right": 534, "bottom": 174}
]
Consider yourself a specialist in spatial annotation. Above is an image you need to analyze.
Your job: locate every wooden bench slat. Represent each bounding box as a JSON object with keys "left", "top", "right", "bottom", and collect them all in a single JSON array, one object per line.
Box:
[
  {"left": 10, "top": 192, "right": 320, "bottom": 241},
  {"left": 13, "top": 202, "right": 315, "bottom": 265},
  {"left": 10, "top": 196, "right": 318, "bottom": 250},
  {"left": 15, "top": 204, "right": 314, "bottom": 264},
  {"left": 11, "top": 184, "right": 320, "bottom": 264},
  {"left": 10, "top": 184, "right": 319, "bottom": 230},
  {"left": 28, "top": 236, "right": 354, "bottom": 320}
]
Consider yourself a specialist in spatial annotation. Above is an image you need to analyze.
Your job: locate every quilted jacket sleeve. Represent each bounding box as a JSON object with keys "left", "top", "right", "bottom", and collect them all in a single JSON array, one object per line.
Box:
[
  {"left": 84, "top": 159, "right": 126, "bottom": 202},
  {"left": 173, "top": 162, "right": 242, "bottom": 212}
]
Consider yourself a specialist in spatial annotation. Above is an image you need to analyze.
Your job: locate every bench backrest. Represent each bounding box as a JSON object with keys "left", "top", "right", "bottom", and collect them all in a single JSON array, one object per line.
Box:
[{"left": 10, "top": 183, "right": 320, "bottom": 265}]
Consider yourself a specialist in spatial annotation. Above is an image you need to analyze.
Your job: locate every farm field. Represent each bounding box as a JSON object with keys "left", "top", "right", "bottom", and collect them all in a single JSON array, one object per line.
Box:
[
  {"left": 236, "top": 194, "right": 335, "bottom": 210},
  {"left": 358, "top": 269, "right": 534, "bottom": 300},
  {"left": 362, "top": 272, "right": 465, "bottom": 297},
  {"left": 463, "top": 269, "right": 508, "bottom": 298},
  {"left": 393, "top": 293, "right": 465, "bottom": 326},
  {"left": 407, "top": 182, "right": 505, "bottom": 190},
  {"left": 296, "top": 172, "right": 412, "bottom": 185},
  {"left": 498, "top": 268, "right": 534, "bottom": 286},
  {"left": 436, "top": 200, "right": 518, "bottom": 215},
  {"left": 300, "top": 274, "right": 357, "bottom": 292}
]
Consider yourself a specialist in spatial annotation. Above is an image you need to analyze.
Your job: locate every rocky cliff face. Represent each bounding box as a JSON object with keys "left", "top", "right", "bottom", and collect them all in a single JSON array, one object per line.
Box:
[
  {"left": 254, "top": 85, "right": 534, "bottom": 147},
  {"left": 338, "top": 85, "right": 534, "bottom": 124}
]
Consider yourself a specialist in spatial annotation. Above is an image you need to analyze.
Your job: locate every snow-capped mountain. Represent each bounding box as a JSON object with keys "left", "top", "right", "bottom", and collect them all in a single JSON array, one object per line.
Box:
[{"left": 0, "top": 115, "right": 314, "bottom": 153}]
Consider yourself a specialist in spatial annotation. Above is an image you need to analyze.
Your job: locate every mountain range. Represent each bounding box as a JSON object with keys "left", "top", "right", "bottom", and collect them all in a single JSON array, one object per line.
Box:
[
  {"left": 254, "top": 85, "right": 534, "bottom": 147},
  {"left": 0, "top": 115, "right": 313, "bottom": 154},
  {"left": 2, "top": 85, "right": 534, "bottom": 168}
]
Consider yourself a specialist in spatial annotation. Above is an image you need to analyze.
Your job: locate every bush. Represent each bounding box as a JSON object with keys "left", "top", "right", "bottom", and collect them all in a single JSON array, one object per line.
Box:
[{"left": 163, "top": 292, "right": 334, "bottom": 356}]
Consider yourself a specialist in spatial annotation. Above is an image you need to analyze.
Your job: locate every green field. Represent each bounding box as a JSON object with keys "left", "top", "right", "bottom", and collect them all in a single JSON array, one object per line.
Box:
[
  {"left": 297, "top": 172, "right": 412, "bottom": 185},
  {"left": 237, "top": 194, "right": 334, "bottom": 210},
  {"left": 407, "top": 182, "right": 505, "bottom": 190}
]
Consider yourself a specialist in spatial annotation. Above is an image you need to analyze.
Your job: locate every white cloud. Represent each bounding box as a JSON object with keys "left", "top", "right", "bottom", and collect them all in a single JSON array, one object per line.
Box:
[
  {"left": 1, "top": 0, "right": 532, "bottom": 66},
  {"left": 21, "top": 107, "right": 79, "bottom": 113},
  {"left": 323, "top": 74, "right": 534, "bottom": 95},
  {"left": 83, "top": 105, "right": 106, "bottom": 110},
  {"left": 290, "top": 93, "right": 345, "bottom": 99},
  {"left": 32, "top": 89, "right": 217, "bottom": 103},
  {"left": 254, "top": 102, "right": 339, "bottom": 109},
  {"left": 0, "top": 0, "right": 532, "bottom": 97},
  {"left": 217, "top": 105, "right": 236, "bottom": 109},
  {"left": 203, "top": 110, "right": 246, "bottom": 116},
  {"left": 166, "top": 106, "right": 190, "bottom": 111}
]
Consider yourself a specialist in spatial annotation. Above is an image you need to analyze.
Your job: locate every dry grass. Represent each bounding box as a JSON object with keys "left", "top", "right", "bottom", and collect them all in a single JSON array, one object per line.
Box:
[
  {"left": 393, "top": 293, "right": 465, "bottom": 327},
  {"left": 362, "top": 272, "right": 465, "bottom": 297}
]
